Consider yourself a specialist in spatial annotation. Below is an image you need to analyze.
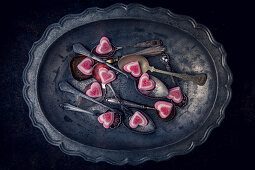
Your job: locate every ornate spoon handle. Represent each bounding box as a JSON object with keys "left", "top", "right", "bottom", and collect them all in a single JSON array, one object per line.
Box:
[
  {"left": 150, "top": 67, "right": 207, "bottom": 86},
  {"left": 59, "top": 81, "right": 113, "bottom": 111},
  {"left": 116, "top": 39, "right": 163, "bottom": 50},
  {"left": 106, "top": 98, "right": 155, "bottom": 110},
  {"left": 60, "top": 103, "right": 94, "bottom": 115}
]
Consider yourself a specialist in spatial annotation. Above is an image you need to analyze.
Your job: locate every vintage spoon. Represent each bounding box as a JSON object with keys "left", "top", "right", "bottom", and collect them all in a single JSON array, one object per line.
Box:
[
  {"left": 115, "top": 39, "right": 163, "bottom": 50},
  {"left": 160, "top": 53, "right": 176, "bottom": 85},
  {"left": 59, "top": 81, "right": 117, "bottom": 112},
  {"left": 70, "top": 78, "right": 105, "bottom": 102},
  {"left": 105, "top": 98, "right": 156, "bottom": 110},
  {"left": 60, "top": 103, "right": 121, "bottom": 128},
  {"left": 91, "top": 63, "right": 155, "bottom": 133},
  {"left": 118, "top": 55, "right": 207, "bottom": 86},
  {"left": 83, "top": 81, "right": 106, "bottom": 102},
  {"left": 91, "top": 63, "right": 156, "bottom": 110},
  {"left": 107, "top": 81, "right": 155, "bottom": 134},
  {"left": 59, "top": 81, "right": 154, "bottom": 134},
  {"left": 91, "top": 39, "right": 163, "bottom": 58},
  {"left": 106, "top": 45, "right": 166, "bottom": 64},
  {"left": 160, "top": 53, "right": 188, "bottom": 107},
  {"left": 73, "top": 43, "right": 134, "bottom": 80},
  {"left": 59, "top": 81, "right": 124, "bottom": 128},
  {"left": 136, "top": 75, "right": 169, "bottom": 99}
]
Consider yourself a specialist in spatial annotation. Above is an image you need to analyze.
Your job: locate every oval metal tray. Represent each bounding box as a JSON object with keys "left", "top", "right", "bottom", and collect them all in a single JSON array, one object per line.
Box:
[{"left": 23, "top": 3, "right": 232, "bottom": 165}]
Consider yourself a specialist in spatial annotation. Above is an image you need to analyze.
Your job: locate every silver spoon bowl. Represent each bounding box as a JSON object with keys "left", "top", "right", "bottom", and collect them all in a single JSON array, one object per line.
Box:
[
  {"left": 135, "top": 75, "right": 169, "bottom": 99},
  {"left": 118, "top": 55, "right": 207, "bottom": 86},
  {"left": 83, "top": 81, "right": 106, "bottom": 102},
  {"left": 60, "top": 103, "right": 121, "bottom": 129}
]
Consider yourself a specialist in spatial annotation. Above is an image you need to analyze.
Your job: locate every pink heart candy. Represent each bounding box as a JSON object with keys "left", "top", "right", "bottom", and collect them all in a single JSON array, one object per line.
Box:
[
  {"left": 98, "top": 67, "right": 116, "bottom": 85},
  {"left": 124, "top": 61, "right": 142, "bottom": 77},
  {"left": 138, "top": 73, "right": 155, "bottom": 90},
  {"left": 98, "top": 112, "right": 114, "bottom": 128},
  {"left": 85, "top": 82, "right": 102, "bottom": 98},
  {"left": 154, "top": 101, "right": 173, "bottom": 119},
  {"left": 96, "top": 37, "right": 113, "bottom": 54},
  {"left": 77, "top": 57, "right": 94, "bottom": 75},
  {"left": 167, "top": 86, "right": 183, "bottom": 103},
  {"left": 129, "top": 111, "right": 148, "bottom": 128}
]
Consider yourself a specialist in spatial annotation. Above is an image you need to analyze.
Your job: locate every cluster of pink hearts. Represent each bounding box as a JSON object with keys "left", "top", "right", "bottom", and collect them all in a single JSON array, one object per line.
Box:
[
  {"left": 77, "top": 37, "right": 184, "bottom": 129},
  {"left": 98, "top": 111, "right": 148, "bottom": 129}
]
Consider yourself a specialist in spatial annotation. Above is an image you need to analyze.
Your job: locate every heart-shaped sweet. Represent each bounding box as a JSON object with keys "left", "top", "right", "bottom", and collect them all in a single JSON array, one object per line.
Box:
[
  {"left": 96, "top": 37, "right": 113, "bottom": 54},
  {"left": 85, "top": 82, "right": 102, "bottom": 98},
  {"left": 98, "top": 112, "right": 114, "bottom": 128},
  {"left": 154, "top": 101, "right": 173, "bottom": 119},
  {"left": 98, "top": 67, "right": 116, "bottom": 84},
  {"left": 167, "top": 86, "right": 183, "bottom": 103},
  {"left": 124, "top": 61, "right": 142, "bottom": 77},
  {"left": 92, "top": 63, "right": 109, "bottom": 82},
  {"left": 138, "top": 73, "right": 155, "bottom": 90},
  {"left": 77, "top": 57, "right": 94, "bottom": 75},
  {"left": 129, "top": 111, "right": 148, "bottom": 128}
]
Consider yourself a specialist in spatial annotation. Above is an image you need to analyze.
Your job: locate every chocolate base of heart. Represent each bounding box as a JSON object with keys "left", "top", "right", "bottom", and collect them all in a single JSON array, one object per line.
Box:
[
  {"left": 110, "top": 113, "right": 121, "bottom": 129},
  {"left": 92, "top": 63, "right": 109, "bottom": 82},
  {"left": 91, "top": 45, "right": 116, "bottom": 58},
  {"left": 70, "top": 55, "right": 93, "bottom": 81},
  {"left": 157, "top": 104, "right": 176, "bottom": 121},
  {"left": 174, "top": 94, "right": 188, "bottom": 108}
]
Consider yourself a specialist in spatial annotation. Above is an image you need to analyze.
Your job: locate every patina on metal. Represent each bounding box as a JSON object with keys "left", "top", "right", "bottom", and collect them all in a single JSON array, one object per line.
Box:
[
  {"left": 23, "top": 3, "right": 232, "bottom": 165},
  {"left": 92, "top": 39, "right": 163, "bottom": 58},
  {"left": 107, "top": 82, "right": 156, "bottom": 134},
  {"left": 118, "top": 55, "right": 207, "bottom": 86}
]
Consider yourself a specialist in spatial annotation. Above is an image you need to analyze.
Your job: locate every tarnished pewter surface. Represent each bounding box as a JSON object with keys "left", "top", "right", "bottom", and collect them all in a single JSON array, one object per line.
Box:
[{"left": 23, "top": 3, "right": 232, "bottom": 165}]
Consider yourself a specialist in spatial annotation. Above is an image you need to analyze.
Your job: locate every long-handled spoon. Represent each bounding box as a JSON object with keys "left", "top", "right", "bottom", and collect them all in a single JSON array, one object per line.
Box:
[
  {"left": 136, "top": 75, "right": 169, "bottom": 98},
  {"left": 105, "top": 45, "right": 166, "bottom": 64},
  {"left": 73, "top": 43, "right": 134, "bottom": 80},
  {"left": 59, "top": 81, "right": 116, "bottom": 111},
  {"left": 59, "top": 81, "right": 155, "bottom": 134},
  {"left": 70, "top": 78, "right": 105, "bottom": 102},
  {"left": 90, "top": 63, "right": 155, "bottom": 133},
  {"left": 105, "top": 98, "right": 156, "bottom": 110},
  {"left": 92, "top": 60, "right": 168, "bottom": 99},
  {"left": 91, "top": 39, "right": 163, "bottom": 58},
  {"left": 91, "top": 63, "right": 155, "bottom": 109},
  {"left": 107, "top": 82, "right": 155, "bottom": 134},
  {"left": 118, "top": 55, "right": 207, "bottom": 86},
  {"left": 115, "top": 39, "right": 163, "bottom": 50},
  {"left": 60, "top": 103, "right": 121, "bottom": 128},
  {"left": 160, "top": 53, "right": 188, "bottom": 107},
  {"left": 59, "top": 81, "right": 124, "bottom": 129},
  {"left": 160, "top": 53, "right": 176, "bottom": 85}
]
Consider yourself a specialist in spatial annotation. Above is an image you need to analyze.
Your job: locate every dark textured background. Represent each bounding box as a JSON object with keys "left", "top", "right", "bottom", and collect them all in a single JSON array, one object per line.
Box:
[{"left": 0, "top": 0, "right": 254, "bottom": 169}]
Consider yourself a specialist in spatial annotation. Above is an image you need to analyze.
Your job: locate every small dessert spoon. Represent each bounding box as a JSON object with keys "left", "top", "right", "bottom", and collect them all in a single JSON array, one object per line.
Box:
[
  {"left": 59, "top": 103, "right": 121, "bottom": 129},
  {"left": 118, "top": 55, "right": 207, "bottom": 86},
  {"left": 91, "top": 39, "right": 163, "bottom": 58},
  {"left": 59, "top": 81, "right": 155, "bottom": 134}
]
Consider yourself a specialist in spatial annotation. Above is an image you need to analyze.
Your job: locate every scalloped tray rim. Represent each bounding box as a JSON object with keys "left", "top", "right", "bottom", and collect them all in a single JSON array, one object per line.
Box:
[{"left": 22, "top": 3, "right": 232, "bottom": 165}]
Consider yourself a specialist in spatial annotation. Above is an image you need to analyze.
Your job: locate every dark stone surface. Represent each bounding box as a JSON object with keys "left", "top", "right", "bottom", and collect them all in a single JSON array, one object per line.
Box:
[{"left": 0, "top": 0, "right": 254, "bottom": 169}]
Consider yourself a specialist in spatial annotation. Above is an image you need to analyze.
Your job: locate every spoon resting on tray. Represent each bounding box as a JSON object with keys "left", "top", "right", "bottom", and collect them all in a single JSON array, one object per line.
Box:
[
  {"left": 106, "top": 79, "right": 155, "bottom": 134},
  {"left": 90, "top": 62, "right": 155, "bottom": 133},
  {"left": 73, "top": 43, "right": 133, "bottom": 80},
  {"left": 118, "top": 55, "right": 207, "bottom": 86},
  {"left": 91, "top": 38, "right": 163, "bottom": 58},
  {"left": 92, "top": 63, "right": 156, "bottom": 110},
  {"left": 59, "top": 81, "right": 155, "bottom": 134},
  {"left": 60, "top": 103, "right": 121, "bottom": 129},
  {"left": 160, "top": 53, "right": 188, "bottom": 107},
  {"left": 105, "top": 45, "right": 166, "bottom": 64}
]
